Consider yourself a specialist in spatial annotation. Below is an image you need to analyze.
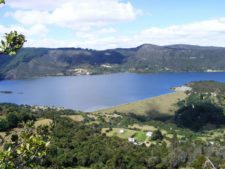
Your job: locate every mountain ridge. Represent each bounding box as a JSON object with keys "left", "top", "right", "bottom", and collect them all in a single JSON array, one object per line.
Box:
[{"left": 1, "top": 44, "right": 225, "bottom": 79}]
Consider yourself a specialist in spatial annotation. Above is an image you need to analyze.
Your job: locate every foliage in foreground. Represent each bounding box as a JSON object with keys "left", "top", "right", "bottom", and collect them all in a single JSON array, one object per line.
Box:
[
  {"left": 0, "top": 121, "right": 50, "bottom": 169},
  {"left": 0, "top": 0, "right": 5, "bottom": 5},
  {"left": 0, "top": 31, "right": 26, "bottom": 56},
  {"left": 0, "top": 1, "right": 25, "bottom": 56}
]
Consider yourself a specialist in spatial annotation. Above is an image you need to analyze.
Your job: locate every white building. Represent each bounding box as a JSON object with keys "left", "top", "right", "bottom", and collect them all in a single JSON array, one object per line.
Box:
[
  {"left": 174, "top": 86, "right": 192, "bottom": 92},
  {"left": 119, "top": 129, "right": 124, "bottom": 134},
  {"left": 210, "top": 141, "right": 214, "bottom": 145},
  {"left": 146, "top": 131, "right": 153, "bottom": 137},
  {"left": 128, "top": 137, "right": 135, "bottom": 143}
]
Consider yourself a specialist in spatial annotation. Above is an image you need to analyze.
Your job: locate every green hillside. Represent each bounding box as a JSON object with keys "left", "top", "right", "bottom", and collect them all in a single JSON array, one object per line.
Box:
[{"left": 1, "top": 44, "right": 225, "bottom": 79}]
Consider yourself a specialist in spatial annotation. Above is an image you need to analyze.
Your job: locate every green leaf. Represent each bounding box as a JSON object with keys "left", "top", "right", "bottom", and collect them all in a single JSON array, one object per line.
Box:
[
  {"left": 0, "top": 0, "right": 5, "bottom": 4},
  {"left": 0, "top": 31, "right": 26, "bottom": 55}
]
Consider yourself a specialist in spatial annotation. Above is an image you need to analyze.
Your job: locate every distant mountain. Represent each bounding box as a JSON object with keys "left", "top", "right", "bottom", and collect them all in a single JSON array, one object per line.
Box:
[{"left": 1, "top": 44, "right": 225, "bottom": 79}]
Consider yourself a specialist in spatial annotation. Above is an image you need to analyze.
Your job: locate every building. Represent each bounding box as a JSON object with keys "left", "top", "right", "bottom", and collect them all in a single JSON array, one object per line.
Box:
[
  {"left": 119, "top": 129, "right": 124, "bottom": 134},
  {"left": 128, "top": 137, "right": 135, "bottom": 143},
  {"left": 146, "top": 131, "right": 153, "bottom": 137}
]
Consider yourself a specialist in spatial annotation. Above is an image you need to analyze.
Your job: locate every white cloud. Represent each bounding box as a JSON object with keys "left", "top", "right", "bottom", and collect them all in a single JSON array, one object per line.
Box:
[
  {"left": 11, "top": 10, "right": 50, "bottom": 25},
  {"left": 25, "top": 38, "right": 74, "bottom": 48},
  {"left": 0, "top": 24, "right": 48, "bottom": 38},
  {"left": 7, "top": 0, "right": 139, "bottom": 29},
  {"left": 6, "top": 0, "right": 69, "bottom": 10},
  {"left": 22, "top": 18, "right": 225, "bottom": 49},
  {"left": 135, "top": 18, "right": 225, "bottom": 46},
  {"left": 75, "top": 27, "right": 116, "bottom": 39},
  {"left": 29, "top": 24, "right": 49, "bottom": 36},
  {"left": 3, "top": 1, "right": 225, "bottom": 49}
]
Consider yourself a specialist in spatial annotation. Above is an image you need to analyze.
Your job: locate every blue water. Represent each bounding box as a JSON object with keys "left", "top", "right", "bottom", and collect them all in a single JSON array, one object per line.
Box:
[{"left": 0, "top": 72, "right": 225, "bottom": 112}]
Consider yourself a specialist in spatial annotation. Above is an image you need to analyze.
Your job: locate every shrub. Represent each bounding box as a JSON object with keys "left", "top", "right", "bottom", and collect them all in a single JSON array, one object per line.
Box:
[{"left": 151, "top": 130, "right": 163, "bottom": 141}]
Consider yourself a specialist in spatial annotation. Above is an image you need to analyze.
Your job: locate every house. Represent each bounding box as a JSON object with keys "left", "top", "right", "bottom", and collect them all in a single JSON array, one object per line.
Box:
[
  {"left": 210, "top": 141, "right": 214, "bottom": 145},
  {"left": 101, "top": 64, "right": 112, "bottom": 68},
  {"left": 211, "top": 92, "right": 217, "bottom": 97},
  {"left": 119, "top": 129, "right": 124, "bottom": 134},
  {"left": 174, "top": 86, "right": 192, "bottom": 92},
  {"left": 128, "top": 137, "right": 135, "bottom": 143},
  {"left": 146, "top": 131, "right": 153, "bottom": 137}
]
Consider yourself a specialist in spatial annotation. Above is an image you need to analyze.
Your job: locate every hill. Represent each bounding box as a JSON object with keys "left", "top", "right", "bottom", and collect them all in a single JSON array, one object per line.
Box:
[
  {"left": 96, "top": 91, "right": 187, "bottom": 118},
  {"left": 1, "top": 44, "right": 225, "bottom": 79}
]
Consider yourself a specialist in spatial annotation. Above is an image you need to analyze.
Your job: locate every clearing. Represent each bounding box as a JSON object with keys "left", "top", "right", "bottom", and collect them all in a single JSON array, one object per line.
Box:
[{"left": 96, "top": 91, "right": 187, "bottom": 116}]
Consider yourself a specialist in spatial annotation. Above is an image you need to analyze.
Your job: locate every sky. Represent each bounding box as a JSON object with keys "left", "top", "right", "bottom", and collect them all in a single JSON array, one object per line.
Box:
[{"left": 1, "top": 0, "right": 225, "bottom": 49}]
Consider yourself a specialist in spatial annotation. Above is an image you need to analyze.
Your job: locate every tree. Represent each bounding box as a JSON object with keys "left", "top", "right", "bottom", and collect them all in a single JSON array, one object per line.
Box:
[
  {"left": 0, "top": 121, "right": 50, "bottom": 169},
  {"left": 0, "top": 119, "right": 8, "bottom": 132},
  {"left": 175, "top": 102, "right": 225, "bottom": 131},
  {"left": 0, "top": 1, "right": 26, "bottom": 55},
  {"left": 6, "top": 112, "right": 19, "bottom": 128},
  {"left": 151, "top": 129, "right": 163, "bottom": 141}
]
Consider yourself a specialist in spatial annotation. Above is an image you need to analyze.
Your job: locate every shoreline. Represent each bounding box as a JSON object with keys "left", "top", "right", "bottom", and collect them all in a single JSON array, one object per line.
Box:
[
  {"left": 94, "top": 91, "right": 187, "bottom": 115},
  {"left": 92, "top": 91, "right": 175, "bottom": 113},
  {"left": 94, "top": 85, "right": 192, "bottom": 113},
  {"left": 0, "top": 91, "right": 185, "bottom": 114},
  {"left": 1, "top": 71, "right": 225, "bottom": 81}
]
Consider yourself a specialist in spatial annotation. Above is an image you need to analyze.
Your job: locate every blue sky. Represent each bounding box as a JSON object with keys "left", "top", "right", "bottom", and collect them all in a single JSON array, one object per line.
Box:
[
  {"left": 132, "top": 0, "right": 225, "bottom": 25},
  {"left": 1, "top": 0, "right": 225, "bottom": 49}
]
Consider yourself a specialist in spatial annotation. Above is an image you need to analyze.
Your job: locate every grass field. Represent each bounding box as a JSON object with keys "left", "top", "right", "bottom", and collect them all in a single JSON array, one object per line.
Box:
[
  {"left": 133, "top": 132, "right": 147, "bottom": 142},
  {"left": 61, "top": 115, "right": 84, "bottom": 122},
  {"left": 102, "top": 128, "right": 136, "bottom": 139},
  {"left": 129, "top": 124, "right": 157, "bottom": 131},
  {"left": 96, "top": 91, "right": 187, "bottom": 116},
  {"left": 101, "top": 123, "right": 225, "bottom": 147},
  {"left": 34, "top": 119, "right": 53, "bottom": 127},
  {"left": 101, "top": 127, "right": 172, "bottom": 146}
]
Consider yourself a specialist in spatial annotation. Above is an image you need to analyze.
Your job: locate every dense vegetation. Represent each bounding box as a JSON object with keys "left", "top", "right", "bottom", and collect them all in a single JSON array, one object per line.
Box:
[
  {"left": 1, "top": 81, "right": 225, "bottom": 168},
  {"left": 175, "top": 102, "right": 225, "bottom": 131},
  {"left": 1, "top": 44, "right": 225, "bottom": 79},
  {"left": 0, "top": 105, "right": 36, "bottom": 131},
  {"left": 188, "top": 80, "right": 225, "bottom": 94},
  {"left": 1, "top": 84, "right": 225, "bottom": 168},
  {"left": 173, "top": 81, "right": 225, "bottom": 131},
  {"left": 0, "top": 103, "right": 82, "bottom": 132}
]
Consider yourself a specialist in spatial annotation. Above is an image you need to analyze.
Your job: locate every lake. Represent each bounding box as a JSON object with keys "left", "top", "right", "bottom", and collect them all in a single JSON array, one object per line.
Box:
[{"left": 0, "top": 72, "right": 225, "bottom": 112}]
